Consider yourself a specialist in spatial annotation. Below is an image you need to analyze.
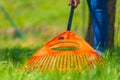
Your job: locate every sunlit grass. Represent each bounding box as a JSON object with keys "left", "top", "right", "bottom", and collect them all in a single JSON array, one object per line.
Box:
[{"left": 0, "top": 47, "right": 120, "bottom": 80}]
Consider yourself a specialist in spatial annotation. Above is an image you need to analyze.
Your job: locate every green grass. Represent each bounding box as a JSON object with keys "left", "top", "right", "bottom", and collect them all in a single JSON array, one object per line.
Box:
[
  {"left": 0, "top": 0, "right": 120, "bottom": 80},
  {"left": 0, "top": 47, "right": 120, "bottom": 80}
]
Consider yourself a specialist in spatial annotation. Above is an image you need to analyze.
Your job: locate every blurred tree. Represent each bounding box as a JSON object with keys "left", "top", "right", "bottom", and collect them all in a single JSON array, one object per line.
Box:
[{"left": 85, "top": 0, "right": 117, "bottom": 49}]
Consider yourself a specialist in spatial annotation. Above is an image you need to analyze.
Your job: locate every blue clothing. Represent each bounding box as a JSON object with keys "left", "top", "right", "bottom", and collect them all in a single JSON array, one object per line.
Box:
[{"left": 87, "top": 0, "right": 109, "bottom": 51}]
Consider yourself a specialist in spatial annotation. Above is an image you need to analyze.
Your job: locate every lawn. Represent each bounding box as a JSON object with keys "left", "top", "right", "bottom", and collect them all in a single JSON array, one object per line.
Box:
[
  {"left": 0, "top": 0, "right": 120, "bottom": 80},
  {"left": 0, "top": 47, "right": 120, "bottom": 80}
]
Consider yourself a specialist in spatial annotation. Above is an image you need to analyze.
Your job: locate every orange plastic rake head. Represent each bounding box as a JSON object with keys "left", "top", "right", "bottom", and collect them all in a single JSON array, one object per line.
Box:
[
  {"left": 24, "top": 1, "right": 104, "bottom": 72},
  {"left": 26, "top": 31, "right": 104, "bottom": 72}
]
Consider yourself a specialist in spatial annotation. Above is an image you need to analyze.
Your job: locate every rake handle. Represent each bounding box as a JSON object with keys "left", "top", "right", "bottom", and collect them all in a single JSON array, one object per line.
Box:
[{"left": 67, "top": 0, "right": 75, "bottom": 31}]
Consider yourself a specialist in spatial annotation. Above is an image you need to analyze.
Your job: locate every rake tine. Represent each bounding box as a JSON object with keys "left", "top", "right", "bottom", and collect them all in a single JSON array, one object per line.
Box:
[
  {"left": 29, "top": 57, "right": 38, "bottom": 70},
  {"left": 48, "top": 55, "right": 54, "bottom": 70},
  {"left": 50, "top": 55, "right": 57, "bottom": 70},
  {"left": 27, "top": 57, "right": 35, "bottom": 66},
  {"left": 76, "top": 54, "right": 82, "bottom": 72},
  {"left": 67, "top": 54, "right": 71, "bottom": 71},
  {"left": 36, "top": 56, "right": 45, "bottom": 70},
  {"left": 63, "top": 54, "right": 67, "bottom": 70},
  {"left": 84, "top": 54, "right": 92, "bottom": 70},
  {"left": 82, "top": 54, "right": 89, "bottom": 69},
  {"left": 71, "top": 54, "right": 74, "bottom": 68},
  {"left": 79, "top": 54, "right": 84, "bottom": 68},
  {"left": 87, "top": 54, "right": 94, "bottom": 69},
  {"left": 88, "top": 54, "right": 95, "bottom": 68},
  {"left": 56, "top": 55, "right": 61, "bottom": 70},
  {"left": 77, "top": 55, "right": 81, "bottom": 68},
  {"left": 32, "top": 57, "right": 41, "bottom": 70},
  {"left": 99, "top": 57, "right": 105, "bottom": 65},
  {"left": 38, "top": 56, "right": 46, "bottom": 68},
  {"left": 59, "top": 55, "right": 64, "bottom": 71},
  {"left": 39, "top": 55, "right": 49, "bottom": 71},
  {"left": 91, "top": 54, "right": 98, "bottom": 66},
  {"left": 73, "top": 54, "right": 77, "bottom": 69},
  {"left": 44, "top": 55, "right": 52, "bottom": 70}
]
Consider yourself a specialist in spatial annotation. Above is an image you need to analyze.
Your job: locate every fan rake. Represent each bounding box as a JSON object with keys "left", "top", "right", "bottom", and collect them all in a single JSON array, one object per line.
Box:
[
  {"left": 26, "top": 31, "right": 104, "bottom": 72},
  {"left": 23, "top": 1, "right": 104, "bottom": 72}
]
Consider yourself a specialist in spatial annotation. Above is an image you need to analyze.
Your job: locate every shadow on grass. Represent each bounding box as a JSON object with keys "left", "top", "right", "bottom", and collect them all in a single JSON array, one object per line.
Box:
[
  {"left": 0, "top": 46, "right": 40, "bottom": 65},
  {"left": 109, "top": 46, "right": 120, "bottom": 57}
]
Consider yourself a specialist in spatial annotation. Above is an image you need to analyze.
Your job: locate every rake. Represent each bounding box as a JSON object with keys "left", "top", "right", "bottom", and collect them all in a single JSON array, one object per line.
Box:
[{"left": 25, "top": 1, "right": 104, "bottom": 72}]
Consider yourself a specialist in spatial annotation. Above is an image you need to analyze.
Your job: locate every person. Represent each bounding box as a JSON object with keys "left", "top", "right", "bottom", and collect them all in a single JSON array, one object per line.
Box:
[{"left": 69, "top": 0, "right": 109, "bottom": 57}]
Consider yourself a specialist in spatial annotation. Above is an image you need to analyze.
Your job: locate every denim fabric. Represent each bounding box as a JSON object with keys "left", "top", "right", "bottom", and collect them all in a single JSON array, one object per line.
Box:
[{"left": 87, "top": 0, "right": 109, "bottom": 51}]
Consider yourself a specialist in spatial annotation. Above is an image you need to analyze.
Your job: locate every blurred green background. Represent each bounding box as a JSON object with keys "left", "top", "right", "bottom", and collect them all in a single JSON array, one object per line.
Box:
[
  {"left": 0, "top": 0, "right": 86, "bottom": 27},
  {"left": 0, "top": 0, "right": 120, "bottom": 47}
]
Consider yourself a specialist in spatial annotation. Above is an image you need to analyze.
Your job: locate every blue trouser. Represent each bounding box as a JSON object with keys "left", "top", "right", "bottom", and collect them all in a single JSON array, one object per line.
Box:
[{"left": 87, "top": 0, "right": 109, "bottom": 51}]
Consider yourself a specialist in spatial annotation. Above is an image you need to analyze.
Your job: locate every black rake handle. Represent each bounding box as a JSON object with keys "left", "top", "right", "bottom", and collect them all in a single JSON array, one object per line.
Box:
[{"left": 67, "top": 0, "right": 75, "bottom": 31}]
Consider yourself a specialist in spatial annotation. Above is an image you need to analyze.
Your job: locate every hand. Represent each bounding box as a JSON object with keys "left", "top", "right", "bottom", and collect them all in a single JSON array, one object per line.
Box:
[{"left": 69, "top": 0, "right": 80, "bottom": 8}]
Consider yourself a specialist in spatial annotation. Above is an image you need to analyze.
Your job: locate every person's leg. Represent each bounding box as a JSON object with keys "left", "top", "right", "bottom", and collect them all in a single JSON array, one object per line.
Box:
[{"left": 87, "top": 0, "right": 109, "bottom": 52}]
